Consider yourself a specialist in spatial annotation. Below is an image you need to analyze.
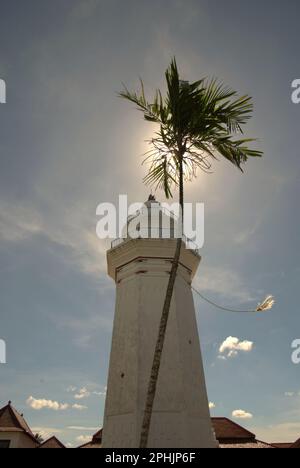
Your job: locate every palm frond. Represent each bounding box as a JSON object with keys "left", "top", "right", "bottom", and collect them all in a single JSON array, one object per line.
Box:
[
  {"left": 119, "top": 82, "right": 161, "bottom": 123},
  {"left": 143, "top": 156, "right": 177, "bottom": 198},
  {"left": 119, "top": 58, "right": 263, "bottom": 195}
]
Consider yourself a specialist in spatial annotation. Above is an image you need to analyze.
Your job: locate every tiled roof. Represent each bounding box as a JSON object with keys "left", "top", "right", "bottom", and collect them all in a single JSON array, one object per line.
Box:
[
  {"left": 0, "top": 402, "right": 33, "bottom": 435},
  {"left": 0, "top": 402, "right": 38, "bottom": 444},
  {"left": 272, "top": 443, "right": 293, "bottom": 449},
  {"left": 220, "top": 440, "right": 274, "bottom": 449},
  {"left": 290, "top": 438, "right": 300, "bottom": 449},
  {"left": 78, "top": 429, "right": 102, "bottom": 449},
  {"left": 39, "top": 436, "right": 66, "bottom": 449},
  {"left": 79, "top": 441, "right": 102, "bottom": 449},
  {"left": 92, "top": 429, "right": 102, "bottom": 442},
  {"left": 212, "top": 417, "right": 256, "bottom": 442}
]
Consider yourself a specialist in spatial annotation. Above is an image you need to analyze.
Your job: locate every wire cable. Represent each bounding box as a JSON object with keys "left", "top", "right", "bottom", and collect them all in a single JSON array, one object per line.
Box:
[{"left": 191, "top": 285, "right": 275, "bottom": 314}]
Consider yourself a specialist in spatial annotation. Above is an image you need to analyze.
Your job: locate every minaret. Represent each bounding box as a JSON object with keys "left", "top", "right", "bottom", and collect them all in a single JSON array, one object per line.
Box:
[{"left": 102, "top": 198, "right": 217, "bottom": 448}]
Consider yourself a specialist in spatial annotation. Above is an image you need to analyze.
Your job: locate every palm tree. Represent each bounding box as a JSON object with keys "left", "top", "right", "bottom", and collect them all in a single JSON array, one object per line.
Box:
[{"left": 119, "top": 58, "right": 263, "bottom": 448}]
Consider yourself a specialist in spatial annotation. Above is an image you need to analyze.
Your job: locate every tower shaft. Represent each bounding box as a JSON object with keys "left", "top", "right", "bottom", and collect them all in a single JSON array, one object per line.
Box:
[{"left": 102, "top": 238, "right": 217, "bottom": 448}]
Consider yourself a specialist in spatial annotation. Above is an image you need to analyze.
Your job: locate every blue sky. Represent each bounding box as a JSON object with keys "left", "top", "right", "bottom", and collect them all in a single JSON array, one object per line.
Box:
[{"left": 0, "top": 0, "right": 299, "bottom": 446}]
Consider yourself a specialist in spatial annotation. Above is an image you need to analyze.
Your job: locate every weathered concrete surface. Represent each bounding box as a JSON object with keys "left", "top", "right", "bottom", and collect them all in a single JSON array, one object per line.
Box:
[{"left": 102, "top": 238, "right": 217, "bottom": 448}]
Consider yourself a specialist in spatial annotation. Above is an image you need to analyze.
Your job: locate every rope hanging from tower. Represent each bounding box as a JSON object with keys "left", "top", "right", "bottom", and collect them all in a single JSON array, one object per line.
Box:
[{"left": 190, "top": 285, "right": 275, "bottom": 314}]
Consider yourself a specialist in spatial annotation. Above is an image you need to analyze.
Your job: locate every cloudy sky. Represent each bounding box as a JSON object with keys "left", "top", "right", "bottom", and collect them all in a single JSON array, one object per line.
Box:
[{"left": 0, "top": 0, "right": 299, "bottom": 446}]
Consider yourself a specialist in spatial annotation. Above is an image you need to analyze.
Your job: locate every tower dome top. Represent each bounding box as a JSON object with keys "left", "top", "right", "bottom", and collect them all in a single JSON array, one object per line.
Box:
[
  {"left": 110, "top": 197, "right": 200, "bottom": 257},
  {"left": 144, "top": 194, "right": 160, "bottom": 209},
  {"left": 122, "top": 196, "right": 176, "bottom": 239}
]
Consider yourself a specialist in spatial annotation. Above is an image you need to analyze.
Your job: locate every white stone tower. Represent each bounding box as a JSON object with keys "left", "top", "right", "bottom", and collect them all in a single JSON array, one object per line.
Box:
[{"left": 102, "top": 198, "right": 217, "bottom": 448}]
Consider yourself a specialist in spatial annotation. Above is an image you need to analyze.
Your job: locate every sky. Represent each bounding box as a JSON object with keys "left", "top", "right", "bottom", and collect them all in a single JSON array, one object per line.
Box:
[{"left": 0, "top": 0, "right": 299, "bottom": 447}]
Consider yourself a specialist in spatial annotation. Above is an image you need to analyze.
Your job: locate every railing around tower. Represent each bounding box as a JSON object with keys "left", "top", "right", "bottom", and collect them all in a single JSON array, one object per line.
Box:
[
  {"left": 111, "top": 231, "right": 201, "bottom": 257},
  {"left": 110, "top": 204, "right": 201, "bottom": 257}
]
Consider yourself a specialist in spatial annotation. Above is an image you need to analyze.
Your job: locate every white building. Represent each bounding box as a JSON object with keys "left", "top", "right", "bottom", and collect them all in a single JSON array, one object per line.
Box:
[{"left": 102, "top": 197, "right": 217, "bottom": 448}]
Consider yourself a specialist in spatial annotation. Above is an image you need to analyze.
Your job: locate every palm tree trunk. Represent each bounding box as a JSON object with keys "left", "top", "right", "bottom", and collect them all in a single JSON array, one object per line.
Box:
[{"left": 139, "top": 158, "right": 184, "bottom": 448}]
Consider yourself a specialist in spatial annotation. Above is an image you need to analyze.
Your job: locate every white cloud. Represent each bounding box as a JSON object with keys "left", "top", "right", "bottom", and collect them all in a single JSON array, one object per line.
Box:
[
  {"left": 234, "top": 218, "right": 262, "bottom": 245},
  {"left": 232, "top": 409, "right": 253, "bottom": 420},
  {"left": 67, "top": 386, "right": 77, "bottom": 393},
  {"left": 285, "top": 392, "right": 295, "bottom": 397},
  {"left": 194, "top": 266, "right": 254, "bottom": 303},
  {"left": 0, "top": 202, "right": 42, "bottom": 242},
  {"left": 32, "top": 427, "right": 63, "bottom": 440},
  {"left": 217, "top": 355, "right": 227, "bottom": 361},
  {"left": 68, "top": 426, "right": 99, "bottom": 431},
  {"left": 0, "top": 199, "right": 108, "bottom": 279},
  {"left": 93, "top": 387, "right": 107, "bottom": 397},
  {"left": 209, "top": 402, "right": 216, "bottom": 410},
  {"left": 27, "top": 396, "right": 69, "bottom": 411},
  {"left": 74, "top": 387, "right": 91, "bottom": 400},
  {"left": 27, "top": 396, "right": 87, "bottom": 412},
  {"left": 72, "top": 404, "right": 88, "bottom": 411},
  {"left": 219, "top": 336, "right": 254, "bottom": 358},
  {"left": 227, "top": 350, "right": 238, "bottom": 358},
  {"left": 76, "top": 435, "right": 92, "bottom": 444},
  {"left": 0, "top": 200, "right": 113, "bottom": 353}
]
